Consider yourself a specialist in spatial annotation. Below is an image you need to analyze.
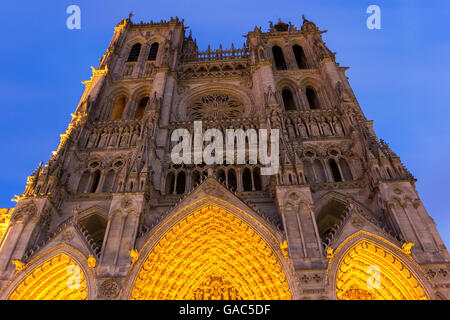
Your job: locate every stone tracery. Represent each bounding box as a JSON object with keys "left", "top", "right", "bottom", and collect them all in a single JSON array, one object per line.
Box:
[{"left": 188, "top": 93, "right": 244, "bottom": 120}]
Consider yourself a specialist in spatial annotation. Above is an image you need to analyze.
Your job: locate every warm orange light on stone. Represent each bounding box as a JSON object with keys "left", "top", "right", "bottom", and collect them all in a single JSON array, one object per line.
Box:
[
  {"left": 0, "top": 208, "right": 11, "bottom": 242},
  {"left": 9, "top": 253, "right": 88, "bottom": 300},
  {"left": 129, "top": 203, "right": 291, "bottom": 300},
  {"left": 336, "top": 239, "right": 428, "bottom": 300}
]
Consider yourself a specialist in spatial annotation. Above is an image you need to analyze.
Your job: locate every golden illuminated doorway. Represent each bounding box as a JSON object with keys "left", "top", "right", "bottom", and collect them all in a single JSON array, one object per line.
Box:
[
  {"left": 129, "top": 203, "right": 292, "bottom": 300},
  {"left": 336, "top": 238, "right": 428, "bottom": 300},
  {"left": 8, "top": 253, "right": 88, "bottom": 300}
]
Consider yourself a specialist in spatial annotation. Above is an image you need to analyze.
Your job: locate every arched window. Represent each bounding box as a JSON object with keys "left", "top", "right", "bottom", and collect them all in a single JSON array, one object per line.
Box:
[
  {"left": 216, "top": 169, "right": 226, "bottom": 184},
  {"left": 386, "top": 167, "right": 393, "bottom": 179},
  {"left": 78, "top": 214, "right": 107, "bottom": 253},
  {"left": 242, "top": 168, "right": 253, "bottom": 191},
  {"left": 176, "top": 171, "right": 186, "bottom": 194},
  {"left": 329, "top": 159, "right": 342, "bottom": 182},
  {"left": 111, "top": 96, "right": 126, "bottom": 120},
  {"left": 166, "top": 172, "right": 175, "bottom": 195},
  {"left": 136, "top": 96, "right": 149, "bottom": 119},
  {"left": 102, "top": 170, "right": 115, "bottom": 192},
  {"left": 282, "top": 88, "right": 296, "bottom": 110},
  {"left": 253, "top": 167, "right": 262, "bottom": 191},
  {"left": 148, "top": 42, "right": 159, "bottom": 61},
  {"left": 375, "top": 167, "right": 381, "bottom": 179},
  {"left": 292, "top": 45, "right": 307, "bottom": 69},
  {"left": 127, "top": 43, "right": 142, "bottom": 62},
  {"left": 306, "top": 86, "right": 320, "bottom": 110},
  {"left": 313, "top": 159, "right": 327, "bottom": 182},
  {"left": 303, "top": 160, "right": 315, "bottom": 183},
  {"left": 90, "top": 170, "right": 101, "bottom": 193},
  {"left": 272, "top": 46, "right": 287, "bottom": 70},
  {"left": 77, "top": 170, "right": 90, "bottom": 193},
  {"left": 228, "top": 169, "right": 237, "bottom": 191},
  {"left": 192, "top": 171, "right": 201, "bottom": 187},
  {"left": 339, "top": 158, "right": 353, "bottom": 181},
  {"left": 288, "top": 174, "right": 293, "bottom": 184},
  {"left": 316, "top": 199, "right": 347, "bottom": 242}
]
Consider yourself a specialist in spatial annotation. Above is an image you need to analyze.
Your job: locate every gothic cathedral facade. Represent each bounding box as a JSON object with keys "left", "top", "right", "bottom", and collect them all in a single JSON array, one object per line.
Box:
[{"left": 0, "top": 16, "right": 448, "bottom": 300}]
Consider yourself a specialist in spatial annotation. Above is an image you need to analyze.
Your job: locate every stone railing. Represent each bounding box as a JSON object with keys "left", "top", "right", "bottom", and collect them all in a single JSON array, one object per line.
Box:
[{"left": 182, "top": 45, "right": 249, "bottom": 62}]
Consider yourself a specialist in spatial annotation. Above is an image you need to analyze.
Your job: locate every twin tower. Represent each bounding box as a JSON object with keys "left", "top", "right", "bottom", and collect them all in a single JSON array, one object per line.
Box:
[{"left": 0, "top": 15, "right": 448, "bottom": 300}]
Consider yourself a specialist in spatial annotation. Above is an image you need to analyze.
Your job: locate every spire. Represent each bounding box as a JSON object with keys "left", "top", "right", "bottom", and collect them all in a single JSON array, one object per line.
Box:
[
  {"left": 301, "top": 14, "right": 318, "bottom": 32},
  {"left": 127, "top": 12, "right": 134, "bottom": 25},
  {"left": 31, "top": 162, "right": 44, "bottom": 177},
  {"left": 380, "top": 139, "right": 399, "bottom": 158}
]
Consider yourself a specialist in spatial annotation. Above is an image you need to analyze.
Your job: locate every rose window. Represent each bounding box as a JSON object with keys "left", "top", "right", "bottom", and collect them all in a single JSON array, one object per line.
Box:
[{"left": 188, "top": 94, "right": 244, "bottom": 120}]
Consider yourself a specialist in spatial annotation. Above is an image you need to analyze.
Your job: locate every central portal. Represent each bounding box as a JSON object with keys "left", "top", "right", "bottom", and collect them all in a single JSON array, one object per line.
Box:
[{"left": 128, "top": 201, "right": 292, "bottom": 300}]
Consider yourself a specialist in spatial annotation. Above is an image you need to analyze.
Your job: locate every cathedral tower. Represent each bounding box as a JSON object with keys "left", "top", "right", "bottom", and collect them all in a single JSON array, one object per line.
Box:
[{"left": 0, "top": 15, "right": 448, "bottom": 300}]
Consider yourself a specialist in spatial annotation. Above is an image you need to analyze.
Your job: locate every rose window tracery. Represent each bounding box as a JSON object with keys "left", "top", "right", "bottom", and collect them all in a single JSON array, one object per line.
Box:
[{"left": 188, "top": 94, "right": 244, "bottom": 120}]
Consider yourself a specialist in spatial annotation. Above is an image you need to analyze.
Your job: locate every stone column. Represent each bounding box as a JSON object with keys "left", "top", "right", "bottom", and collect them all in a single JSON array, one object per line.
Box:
[
  {"left": 379, "top": 181, "right": 450, "bottom": 261},
  {"left": 0, "top": 200, "right": 48, "bottom": 277},
  {"left": 99, "top": 195, "right": 143, "bottom": 276},
  {"left": 152, "top": 68, "right": 175, "bottom": 149},
  {"left": 275, "top": 186, "right": 325, "bottom": 269},
  {"left": 413, "top": 200, "right": 449, "bottom": 255}
]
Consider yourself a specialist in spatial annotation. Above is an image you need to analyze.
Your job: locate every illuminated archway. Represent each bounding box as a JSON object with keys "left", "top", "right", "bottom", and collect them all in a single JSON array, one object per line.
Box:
[
  {"left": 335, "top": 238, "right": 428, "bottom": 300},
  {"left": 9, "top": 253, "right": 88, "bottom": 300},
  {"left": 129, "top": 203, "right": 292, "bottom": 300}
]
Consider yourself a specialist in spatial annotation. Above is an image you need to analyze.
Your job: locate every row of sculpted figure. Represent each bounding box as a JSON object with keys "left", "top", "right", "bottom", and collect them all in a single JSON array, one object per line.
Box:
[
  {"left": 84, "top": 123, "right": 142, "bottom": 150},
  {"left": 284, "top": 115, "right": 345, "bottom": 140}
]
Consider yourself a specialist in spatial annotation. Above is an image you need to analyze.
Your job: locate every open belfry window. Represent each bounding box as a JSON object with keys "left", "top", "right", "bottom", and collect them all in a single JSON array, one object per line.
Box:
[
  {"left": 136, "top": 96, "right": 149, "bottom": 119},
  {"left": 282, "top": 88, "right": 296, "bottom": 110},
  {"left": 306, "top": 86, "right": 320, "bottom": 109},
  {"left": 148, "top": 42, "right": 159, "bottom": 61},
  {"left": 272, "top": 46, "right": 287, "bottom": 70},
  {"left": 293, "top": 45, "right": 307, "bottom": 69},
  {"left": 127, "top": 43, "right": 142, "bottom": 62}
]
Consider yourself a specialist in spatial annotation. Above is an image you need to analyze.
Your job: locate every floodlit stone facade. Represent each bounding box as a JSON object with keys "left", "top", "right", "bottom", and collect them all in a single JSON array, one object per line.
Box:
[{"left": 0, "top": 15, "right": 448, "bottom": 300}]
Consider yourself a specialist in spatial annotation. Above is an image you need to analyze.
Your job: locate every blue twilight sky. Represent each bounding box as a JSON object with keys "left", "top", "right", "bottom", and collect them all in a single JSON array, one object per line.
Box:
[{"left": 0, "top": 1, "right": 449, "bottom": 246}]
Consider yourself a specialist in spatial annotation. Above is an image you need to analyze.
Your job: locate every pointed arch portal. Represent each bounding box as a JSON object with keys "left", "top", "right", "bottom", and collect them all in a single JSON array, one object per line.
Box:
[
  {"left": 336, "top": 238, "right": 428, "bottom": 300},
  {"left": 9, "top": 253, "right": 88, "bottom": 300},
  {"left": 129, "top": 203, "right": 292, "bottom": 300}
]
